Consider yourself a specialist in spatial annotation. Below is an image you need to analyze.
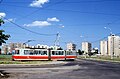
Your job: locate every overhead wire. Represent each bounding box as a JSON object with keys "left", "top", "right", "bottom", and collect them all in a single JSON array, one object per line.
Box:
[
  {"left": 22, "top": 0, "right": 67, "bottom": 20},
  {"left": 0, "top": 0, "right": 68, "bottom": 22},
  {"left": 1, "top": 2, "right": 120, "bottom": 17},
  {"left": 0, "top": 15, "right": 56, "bottom": 36},
  {"left": 43, "top": 8, "right": 120, "bottom": 16},
  {"left": 91, "top": 32, "right": 120, "bottom": 44},
  {"left": 90, "top": 17, "right": 120, "bottom": 45}
]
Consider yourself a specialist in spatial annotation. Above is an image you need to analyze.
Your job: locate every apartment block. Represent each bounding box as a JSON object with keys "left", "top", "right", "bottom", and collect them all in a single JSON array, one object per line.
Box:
[
  {"left": 100, "top": 40, "right": 108, "bottom": 56},
  {"left": 67, "top": 43, "right": 76, "bottom": 51},
  {"left": 82, "top": 42, "right": 92, "bottom": 54},
  {"left": 108, "top": 34, "right": 120, "bottom": 56}
]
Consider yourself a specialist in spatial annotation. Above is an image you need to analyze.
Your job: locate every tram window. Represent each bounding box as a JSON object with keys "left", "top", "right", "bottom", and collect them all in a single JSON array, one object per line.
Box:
[
  {"left": 60, "top": 51, "right": 64, "bottom": 55},
  {"left": 15, "top": 50, "right": 19, "bottom": 54},
  {"left": 43, "top": 51, "right": 47, "bottom": 55},
  {"left": 58, "top": 51, "right": 62, "bottom": 55},
  {"left": 70, "top": 52, "right": 72, "bottom": 55},
  {"left": 66, "top": 51, "right": 68, "bottom": 55},
  {"left": 67, "top": 51, "right": 70, "bottom": 55},
  {"left": 24, "top": 50, "right": 34, "bottom": 55},
  {"left": 24, "top": 50, "right": 30, "bottom": 55},
  {"left": 34, "top": 50, "right": 38, "bottom": 55},
  {"left": 52, "top": 51, "right": 64, "bottom": 55},
  {"left": 41, "top": 51, "right": 44, "bottom": 55},
  {"left": 56, "top": 51, "right": 58, "bottom": 55},
  {"left": 24, "top": 50, "right": 27, "bottom": 55},
  {"left": 39, "top": 51, "right": 41, "bottom": 55},
  {"left": 67, "top": 51, "right": 73, "bottom": 55},
  {"left": 30, "top": 50, "right": 34, "bottom": 55},
  {"left": 52, "top": 51, "right": 55, "bottom": 55},
  {"left": 58, "top": 51, "right": 61, "bottom": 55}
]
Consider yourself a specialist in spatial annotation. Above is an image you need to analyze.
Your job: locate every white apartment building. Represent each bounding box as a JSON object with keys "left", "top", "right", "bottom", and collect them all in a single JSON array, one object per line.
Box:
[
  {"left": 82, "top": 42, "right": 92, "bottom": 54},
  {"left": 100, "top": 40, "right": 108, "bottom": 56},
  {"left": 108, "top": 34, "right": 120, "bottom": 56},
  {"left": 67, "top": 43, "right": 76, "bottom": 51}
]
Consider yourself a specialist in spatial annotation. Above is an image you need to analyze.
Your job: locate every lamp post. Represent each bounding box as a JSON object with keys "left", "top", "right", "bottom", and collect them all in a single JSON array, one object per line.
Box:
[{"left": 23, "top": 40, "right": 35, "bottom": 48}]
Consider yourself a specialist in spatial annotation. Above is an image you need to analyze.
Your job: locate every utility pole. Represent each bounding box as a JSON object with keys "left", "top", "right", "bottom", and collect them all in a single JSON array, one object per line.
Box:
[{"left": 54, "top": 32, "right": 60, "bottom": 47}]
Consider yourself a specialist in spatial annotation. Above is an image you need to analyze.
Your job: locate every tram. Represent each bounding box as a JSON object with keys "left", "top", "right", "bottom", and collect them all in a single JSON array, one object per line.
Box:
[{"left": 12, "top": 48, "right": 77, "bottom": 61}]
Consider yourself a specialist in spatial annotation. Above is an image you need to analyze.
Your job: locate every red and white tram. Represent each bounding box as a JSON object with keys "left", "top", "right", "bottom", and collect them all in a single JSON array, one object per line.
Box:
[{"left": 12, "top": 48, "right": 77, "bottom": 61}]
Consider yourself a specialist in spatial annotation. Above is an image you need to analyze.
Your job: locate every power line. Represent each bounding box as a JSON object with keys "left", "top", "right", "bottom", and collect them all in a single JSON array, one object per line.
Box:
[
  {"left": 1, "top": 16, "right": 56, "bottom": 36},
  {"left": 91, "top": 32, "right": 120, "bottom": 44},
  {"left": 44, "top": 8, "right": 120, "bottom": 16},
  {"left": 21, "top": 0, "right": 67, "bottom": 20},
  {"left": 0, "top": 0, "right": 67, "bottom": 21},
  {"left": 2, "top": 3, "right": 120, "bottom": 17}
]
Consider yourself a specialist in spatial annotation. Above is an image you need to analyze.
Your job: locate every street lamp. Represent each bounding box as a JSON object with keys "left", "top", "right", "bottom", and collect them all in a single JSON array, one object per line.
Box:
[{"left": 23, "top": 40, "right": 35, "bottom": 48}]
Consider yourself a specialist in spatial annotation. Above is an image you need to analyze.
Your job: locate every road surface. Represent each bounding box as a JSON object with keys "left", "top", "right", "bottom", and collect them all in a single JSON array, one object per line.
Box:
[{"left": 0, "top": 59, "right": 120, "bottom": 79}]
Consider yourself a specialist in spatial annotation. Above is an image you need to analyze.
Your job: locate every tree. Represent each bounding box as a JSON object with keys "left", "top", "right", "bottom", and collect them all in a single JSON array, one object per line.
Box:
[
  {"left": 0, "top": 18, "right": 10, "bottom": 46},
  {"left": 77, "top": 49, "right": 84, "bottom": 55}
]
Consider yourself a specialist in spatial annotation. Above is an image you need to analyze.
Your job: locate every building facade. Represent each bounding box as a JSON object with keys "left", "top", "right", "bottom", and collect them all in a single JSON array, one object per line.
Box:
[
  {"left": 100, "top": 40, "right": 108, "bottom": 56},
  {"left": 1, "top": 44, "right": 8, "bottom": 54},
  {"left": 67, "top": 43, "right": 76, "bottom": 51},
  {"left": 1, "top": 42, "right": 24, "bottom": 54},
  {"left": 108, "top": 34, "right": 120, "bottom": 57},
  {"left": 82, "top": 42, "right": 92, "bottom": 54}
]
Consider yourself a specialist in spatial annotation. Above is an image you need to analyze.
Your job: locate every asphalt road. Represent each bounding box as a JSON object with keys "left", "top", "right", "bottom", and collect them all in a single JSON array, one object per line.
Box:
[{"left": 0, "top": 59, "right": 120, "bottom": 79}]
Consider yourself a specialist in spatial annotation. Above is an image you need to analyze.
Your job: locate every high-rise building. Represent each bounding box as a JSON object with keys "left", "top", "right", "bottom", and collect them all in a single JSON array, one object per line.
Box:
[
  {"left": 108, "top": 34, "right": 120, "bottom": 56},
  {"left": 67, "top": 43, "right": 76, "bottom": 51},
  {"left": 100, "top": 40, "right": 108, "bottom": 56},
  {"left": 82, "top": 42, "right": 92, "bottom": 54}
]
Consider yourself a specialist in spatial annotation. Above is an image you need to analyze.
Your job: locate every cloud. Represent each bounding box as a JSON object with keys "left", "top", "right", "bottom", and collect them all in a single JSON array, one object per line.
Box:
[
  {"left": 47, "top": 17, "right": 60, "bottom": 22},
  {"left": 23, "top": 21, "right": 51, "bottom": 27},
  {"left": 61, "top": 25, "right": 64, "bottom": 28},
  {"left": 30, "top": 0, "right": 49, "bottom": 7},
  {"left": 0, "top": 12, "right": 6, "bottom": 18}
]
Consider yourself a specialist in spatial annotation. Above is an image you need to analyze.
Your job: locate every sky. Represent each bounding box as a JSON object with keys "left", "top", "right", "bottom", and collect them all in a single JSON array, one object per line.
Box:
[{"left": 0, "top": 0, "right": 120, "bottom": 49}]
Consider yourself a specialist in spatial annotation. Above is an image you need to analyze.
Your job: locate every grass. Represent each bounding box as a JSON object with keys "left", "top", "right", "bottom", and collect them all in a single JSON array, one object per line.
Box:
[
  {"left": 0, "top": 55, "right": 51, "bottom": 64},
  {"left": 0, "top": 55, "right": 12, "bottom": 61},
  {"left": 0, "top": 61, "right": 51, "bottom": 64}
]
